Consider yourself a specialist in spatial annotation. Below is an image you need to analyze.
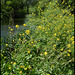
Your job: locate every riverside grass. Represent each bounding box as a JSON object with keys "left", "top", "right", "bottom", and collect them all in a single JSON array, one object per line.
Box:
[{"left": 1, "top": 0, "right": 74, "bottom": 75}]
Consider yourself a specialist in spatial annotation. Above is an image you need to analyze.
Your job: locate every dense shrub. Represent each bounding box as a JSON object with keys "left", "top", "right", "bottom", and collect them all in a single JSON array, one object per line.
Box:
[{"left": 1, "top": 0, "right": 74, "bottom": 75}]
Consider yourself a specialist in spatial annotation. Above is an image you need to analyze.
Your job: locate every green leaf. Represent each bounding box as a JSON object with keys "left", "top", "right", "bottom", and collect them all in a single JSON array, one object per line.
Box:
[
  {"left": 6, "top": 1, "right": 12, "bottom": 5},
  {"left": 36, "top": 42, "right": 41, "bottom": 49},
  {"left": 3, "top": 72, "right": 9, "bottom": 75},
  {"left": 67, "top": 69, "right": 72, "bottom": 75}
]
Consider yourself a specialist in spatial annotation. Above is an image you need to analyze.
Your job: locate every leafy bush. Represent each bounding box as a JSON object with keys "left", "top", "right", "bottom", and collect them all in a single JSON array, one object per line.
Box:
[{"left": 1, "top": 0, "right": 74, "bottom": 75}]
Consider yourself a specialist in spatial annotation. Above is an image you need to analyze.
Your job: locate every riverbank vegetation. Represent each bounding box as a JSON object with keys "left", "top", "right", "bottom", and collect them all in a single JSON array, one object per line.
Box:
[
  {"left": 1, "top": 0, "right": 74, "bottom": 75},
  {"left": 1, "top": 0, "right": 38, "bottom": 24}
]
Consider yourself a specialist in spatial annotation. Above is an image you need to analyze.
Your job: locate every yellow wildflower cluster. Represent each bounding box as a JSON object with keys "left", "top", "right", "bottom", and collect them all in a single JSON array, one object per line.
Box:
[{"left": 2, "top": 0, "right": 74, "bottom": 74}]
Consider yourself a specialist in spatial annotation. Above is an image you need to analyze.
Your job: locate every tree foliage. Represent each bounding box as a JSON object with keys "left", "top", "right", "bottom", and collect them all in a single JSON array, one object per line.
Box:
[{"left": 1, "top": 0, "right": 39, "bottom": 22}]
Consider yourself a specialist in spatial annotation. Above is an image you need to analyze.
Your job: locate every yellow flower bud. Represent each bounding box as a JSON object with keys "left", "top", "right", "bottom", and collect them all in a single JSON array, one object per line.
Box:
[{"left": 44, "top": 51, "right": 47, "bottom": 55}]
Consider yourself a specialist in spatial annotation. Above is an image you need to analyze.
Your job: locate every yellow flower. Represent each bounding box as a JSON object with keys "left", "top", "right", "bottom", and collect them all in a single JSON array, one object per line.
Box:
[
  {"left": 65, "top": 3, "right": 67, "bottom": 4},
  {"left": 45, "top": 32, "right": 48, "bottom": 34},
  {"left": 15, "top": 25, "right": 19, "bottom": 28},
  {"left": 28, "top": 66, "right": 31, "bottom": 69},
  {"left": 20, "top": 65, "right": 24, "bottom": 68},
  {"left": 22, "top": 41, "right": 24, "bottom": 44},
  {"left": 19, "top": 38, "right": 21, "bottom": 41},
  {"left": 12, "top": 39, "right": 14, "bottom": 42},
  {"left": 72, "top": 41, "right": 74, "bottom": 44},
  {"left": 19, "top": 33, "right": 21, "bottom": 36},
  {"left": 68, "top": 50, "right": 71, "bottom": 52},
  {"left": 8, "top": 27, "right": 10, "bottom": 29},
  {"left": 4, "top": 57, "right": 6, "bottom": 59},
  {"left": 6, "top": 44, "right": 8, "bottom": 46},
  {"left": 31, "top": 42, "right": 33, "bottom": 44},
  {"left": 1, "top": 54, "right": 3, "bottom": 57},
  {"left": 24, "top": 68, "right": 27, "bottom": 70},
  {"left": 22, "top": 33, "right": 25, "bottom": 36},
  {"left": 3, "top": 51, "right": 5, "bottom": 53},
  {"left": 36, "top": 31, "right": 38, "bottom": 33},
  {"left": 10, "top": 28, "right": 13, "bottom": 31},
  {"left": 71, "top": 36, "right": 74, "bottom": 41},
  {"left": 57, "top": 38, "right": 60, "bottom": 41},
  {"left": 33, "top": 45, "right": 36, "bottom": 47},
  {"left": 19, "top": 71, "right": 22, "bottom": 74},
  {"left": 28, "top": 50, "right": 30, "bottom": 54},
  {"left": 53, "top": 45, "right": 56, "bottom": 47},
  {"left": 23, "top": 24, "right": 26, "bottom": 27},
  {"left": 61, "top": 48, "right": 63, "bottom": 51},
  {"left": 40, "top": 53, "right": 43, "bottom": 56},
  {"left": 49, "top": 2, "right": 51, "bottom": 4},
  {"left": 69, "top": 5, "right": 70, "bottom": 7},
  {"left": 43, "top": 27, "right": 45, "bottom": 30},
  {"left": 32, "top": 13, "right": 34, "bottom": 15},
  {"left": 64, "top": 55, "right": 66, "bottom": 57},
  {"left": 67, "top": 44, "right": 71, "bottom": 48},
  {"left": 51, "top": 64, "right": 54, "bottom": 68},
  {"left": 34, "top": 41, "right": 37, "bottom": 43},
  {"left": 53, "top": 48, "right": 55, "bottom": 50},
  {"left": 38, "top": 7, "right": 40, "bottom": 9},
  {"left": 38, "top": 26, "right": 42, "bottom": 29},
  {"left": 13, "top": 62, "right": 16, "bottom": 65},
  {"left": 10, "top": 32, "right": 11, "bottom": 33},
  {"left": 25, "top": 30, "right": 30, "bottom": 35},
  {"left": 54, "top": 33, "right": 56, "bottom": 36},
  {"left": 11, "top": 62, "right": 13, "bottom": 64},
  {"left": 67, "top": 53, "right": 70, "bottom": 56},
  {"left": 60, "top": 16, "right": 62, "bottom": 17},
  {"left": 56, "top": 1, "right": 57, "bottom": 3},
  {"left": 44, "top": 51, "right": 47, "bottom": 55},
  {"left": 67, "top": 31, "right": 69, "bottom": 33},
  {"left": 9, "top": 67, "right": 11, "bottom": 69}
]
